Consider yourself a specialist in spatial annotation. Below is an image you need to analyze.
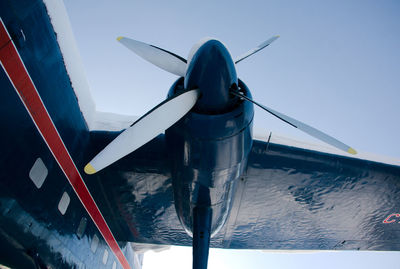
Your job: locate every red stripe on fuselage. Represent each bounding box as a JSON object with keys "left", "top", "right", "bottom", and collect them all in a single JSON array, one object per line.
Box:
[{"left": 0, "top": 19, "right": 131, "bottom": 269}]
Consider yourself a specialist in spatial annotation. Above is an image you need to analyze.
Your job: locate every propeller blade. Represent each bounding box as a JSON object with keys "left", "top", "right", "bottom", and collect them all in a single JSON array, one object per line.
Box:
[
  {"left": 117, "top": 36, "right": 187, "bottom": 76},
  {"left": 84, "top": 89, "right": 199, "bottom": 174},
  {"left": 234, "top": 35, "right": 280, "bottom": 64},
  {"left": 231, "top": 91, "right": 357, "bottom": 155}
]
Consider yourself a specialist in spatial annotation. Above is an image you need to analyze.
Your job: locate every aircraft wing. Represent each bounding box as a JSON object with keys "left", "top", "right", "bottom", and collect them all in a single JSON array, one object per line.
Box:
[
  {"left": 213, "top": 139, "right": 400, "bottom": 250},
  {"left": 85, "top": 131, "right": 188, "bottom": 245},
  {"left": 90, "top": 132, "right": 400, "bottom": 251}
]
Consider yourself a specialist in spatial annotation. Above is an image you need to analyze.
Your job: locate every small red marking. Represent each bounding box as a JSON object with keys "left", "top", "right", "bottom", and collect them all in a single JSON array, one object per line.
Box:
[
  {"left": 0, "top": 19, "right": 130, "bottom": 269},
  {"left": 383, "top": 213, "right": 400, "bottom": 224}
]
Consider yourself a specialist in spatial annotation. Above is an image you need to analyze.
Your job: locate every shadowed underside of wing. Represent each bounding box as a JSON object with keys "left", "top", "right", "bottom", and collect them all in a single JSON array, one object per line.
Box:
[
  {"left": 215, "top": 140, "right": 400, "bottom": 250},
  {"left": 92, "top": 134, "right": 400, "bottom": 251}
]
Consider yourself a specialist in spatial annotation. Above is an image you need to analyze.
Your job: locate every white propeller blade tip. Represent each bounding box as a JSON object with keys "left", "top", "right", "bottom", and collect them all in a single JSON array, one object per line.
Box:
[
  {"left": 347, "top": 147, "right": 357, "bottom": 155},
  {"left": 84, "top": 163, "right": 97, "bottom": 175}
]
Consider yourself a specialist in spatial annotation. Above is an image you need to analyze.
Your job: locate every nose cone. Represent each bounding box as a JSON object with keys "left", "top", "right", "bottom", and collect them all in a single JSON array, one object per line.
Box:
[{"left": 184, "top": 40, "right": 237, "bottom": 114}]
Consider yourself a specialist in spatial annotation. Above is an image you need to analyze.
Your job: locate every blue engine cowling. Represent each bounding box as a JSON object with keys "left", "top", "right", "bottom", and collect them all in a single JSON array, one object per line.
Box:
[{"left": 166, "top": 78, "right": 254, "bottom": 237}]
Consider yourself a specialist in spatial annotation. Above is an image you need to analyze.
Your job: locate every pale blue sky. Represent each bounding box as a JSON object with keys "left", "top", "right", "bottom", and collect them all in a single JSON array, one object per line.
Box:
[
  {"left": 64, "top": 0, "right": 400, "bottom": 268},
  {"left": 65, "top": 0, "right": 400, "bottom": 158}
]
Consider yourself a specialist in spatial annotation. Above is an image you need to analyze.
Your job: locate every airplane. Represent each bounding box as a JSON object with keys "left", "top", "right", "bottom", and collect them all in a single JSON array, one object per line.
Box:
[{"left": 1, "top": 0, "right": 399, "bottom": 269}]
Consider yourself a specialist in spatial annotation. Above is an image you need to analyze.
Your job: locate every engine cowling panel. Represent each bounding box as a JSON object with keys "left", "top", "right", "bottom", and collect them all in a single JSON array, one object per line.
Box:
[{"left": 166, "top": 78, "right": 254, "bottom": 236}]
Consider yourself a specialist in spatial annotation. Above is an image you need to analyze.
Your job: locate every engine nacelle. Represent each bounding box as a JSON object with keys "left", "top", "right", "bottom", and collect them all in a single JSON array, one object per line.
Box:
[{"left": 166, "top": 78, "right": 254, "bottom": 237}]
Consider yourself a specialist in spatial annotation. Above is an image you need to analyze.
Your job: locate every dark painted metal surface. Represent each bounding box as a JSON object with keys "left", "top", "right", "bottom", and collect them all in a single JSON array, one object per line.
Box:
[
  {"left": 166, "top": 78, "right": 254, "bottom": 237},
  {"left": 222, "top": 141, "right": 400, "bottom": 250},
  {"left": 193, "top": 207, "right": 212, "bottom": 269},
  {"left": 1, "top": 1, "right": 400, "bottom": 269},
  {"left": 184, "top": 39, "right": 238, "bottom": 114},
  {"left": 0, "top": 0, "right": 140, "bottom": 268},
  {"left": 92, "top": 137, "right": 400, "bottom": 250}
]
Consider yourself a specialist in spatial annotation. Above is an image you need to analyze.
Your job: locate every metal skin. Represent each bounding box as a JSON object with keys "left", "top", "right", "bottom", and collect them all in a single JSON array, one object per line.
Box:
[
  {"left": 166, "top": 40, "right": 254, "bottom": 269},
  {"left": 0, "top": 1, "right": 140, "bottom": 268},
  {"left": 1, "top": 1, "right": 400, "bottom": 269},
  {"left": 167, "top": 78, "right": 254, "bottom": 237},
  {"left": 184, "top": 39, "right": 239, "bottom": 114},
  {"left": 91, "top": 134, "right": 400, "bottom": 250}
]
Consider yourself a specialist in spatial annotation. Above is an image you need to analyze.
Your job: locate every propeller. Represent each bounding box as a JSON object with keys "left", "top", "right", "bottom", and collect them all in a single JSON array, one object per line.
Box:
[
  {"left": 234, "top": 35, "right": 280, "bottom": 64},
  {"left": 231, "top": 90, "right": 357, "bottom": 155},
  {"left": 84, "top": 89, "right": 199, "bottom": 174},
  {"left": 117, "top": 36, "right": 187, "bottom": 76},
  {"left": 85, "top": 34, "right": 356, "bottom": 175}
]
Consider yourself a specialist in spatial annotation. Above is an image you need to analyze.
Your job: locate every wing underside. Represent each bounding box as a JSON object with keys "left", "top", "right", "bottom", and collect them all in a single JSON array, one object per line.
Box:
[
  {"left": 215, "top": 140, "right": 400, "bottom": 250},
  {"left": 93, "top": 134, "right": 400, "bottom": 251}
]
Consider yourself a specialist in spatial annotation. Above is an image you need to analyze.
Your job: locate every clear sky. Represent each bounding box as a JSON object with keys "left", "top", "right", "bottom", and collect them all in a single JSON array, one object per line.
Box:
[{"left": 63, "top": 0, "right": 400, "bottom": 268}]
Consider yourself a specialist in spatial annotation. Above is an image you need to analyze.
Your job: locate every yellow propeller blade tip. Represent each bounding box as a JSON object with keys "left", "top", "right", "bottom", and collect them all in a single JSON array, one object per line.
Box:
[
  {"left": 347, "top": 147, "right": 357, "bottom": 155},
  {"left": 276, "top": 35, "right": 280, "bottom": 38},
  {"left": 116, "top": 36, "right": 124, "bottom": 41},
  {"left": 84, "top": 163, "right": 96, "bottom": 174}
]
